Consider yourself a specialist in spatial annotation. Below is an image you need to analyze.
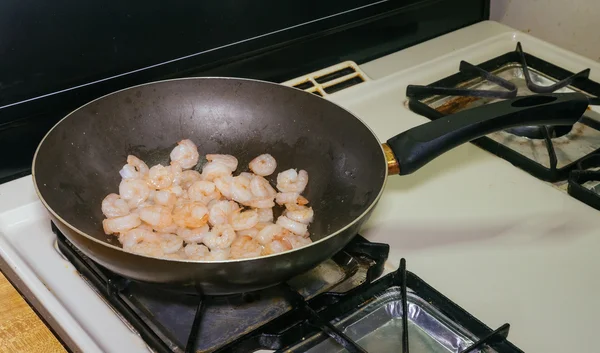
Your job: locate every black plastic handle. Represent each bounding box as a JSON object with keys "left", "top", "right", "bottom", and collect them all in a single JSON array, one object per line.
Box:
[{"left": 387, "top": 93, "right": 590, "bottom": 175}]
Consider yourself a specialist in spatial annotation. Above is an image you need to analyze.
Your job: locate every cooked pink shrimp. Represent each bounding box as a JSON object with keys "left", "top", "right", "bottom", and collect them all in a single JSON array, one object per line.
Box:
[
  {"left": 157, "top": 233, "right": 184, "bottom": 254},
  {"left": 213, "top": 176, "right": 233, "bottom": 199},
  {"left": 245, "top": 198, "right": 276, "bottom": 209},
  {"left": 101, "top": 193, "right": 130, "bottom": 218},
  {"left": 208, "top": 200, "right": 240, "bottom": 226},
  {"left": 208, "top": 248, "right": 231, "bottom": 261},
  {"left": 138, "top": 205, "right": 173, "bottom": 229},
  {"left": 284, "top": 204, "right": 314, "bottom": 224},
  {"left": 228, "top": 209, "right": 259, "bottom": 231},
  {"left": 257, "top": 208, "right": 273, "bottom": 223},
  {"left": 203, "top": 224, "right": 236, "bottom": 250},
  {"left": 201, "top": 161, "right": 232, "bottom": 181},
  {"left": 248, "top": 154, "right": 277, "bottom": 176},
  {"left": 147, "top": 164, "right": 176, "bottom": 189},
  {"left": 170, "top": 139, "right": 200, "bottom": 169},
  {"left": 206, "top": 154, "right": 238, "bottom": 172},
  {"left": 276, "top": 215, "right": 308, "bottom": 235},
  {"left": 275, "top": 192, "right": 309, "bottom": 206},
  {"left": 276, "top": 169, "right": 309, "bottom": 193},
  {"left": 236, "top": 228, "right": 259, "bottom": 238},
  {"left": 178, "top": 170, "right": 202, "bottom": 189},
  {"left": 119, "top": 179, "right": 151, "bottom": 208},
  {"left": 188, "top": 180, "right": 221, "bottom": 205},
  {"left": 172, "top": 202, "right": 209, "bottom": 228},
  {"left": 103, "top": 213, "right": 142, "bottom": 235},
  {"left": 153, "top": 190, "right": 177, "bottom": 210},
  {"left": 177, "top": 225, "right": 210, "bottom": 243},
  {"left": 255, "top": 223, "right": 283, "bottom": 245},
  {"left": 231, "top": 175, "right": 253, "bottom": 204},
  {"left": 230, "top": 235, "right": 262, "bottom": 259},
  {"left": 250, "top": 175, "right": 277, "bottom": 199},
  {"left": 119, "top": 155, "right": 150, "bottom": 180},
  {"left": 153, "top": 223, "right": 178, "bottom": 234},
  {"left": 184, "top": 243, "right": 210, "bottom": 260},
  {"left": 286, "top": 234, "right": 313, "bottom": 248},
  {"left": 262, "top": 236, "right": 292, "bottom": 255},
  {"left": 120, "top": 227, "right": 158, "bottom": 248}
]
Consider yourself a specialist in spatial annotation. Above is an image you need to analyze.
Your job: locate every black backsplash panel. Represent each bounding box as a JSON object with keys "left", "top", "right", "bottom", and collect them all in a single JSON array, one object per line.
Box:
[{"left": 0, "top": 0, "right": 489, "bottom": 183}]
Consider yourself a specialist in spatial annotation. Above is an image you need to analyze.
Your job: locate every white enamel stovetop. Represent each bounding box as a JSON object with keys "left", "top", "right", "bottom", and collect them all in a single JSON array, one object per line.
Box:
[{"left": 1, "top": 21, "right": 600, "bottom": 353}]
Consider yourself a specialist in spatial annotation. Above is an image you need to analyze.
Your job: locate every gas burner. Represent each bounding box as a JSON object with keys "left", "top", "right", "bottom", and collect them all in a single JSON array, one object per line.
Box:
[
  {"left": 406, "top": 42, "right": 600, "bottom": 183},
  {"left": 53, "top": 222, "right": 522, "bottom": 353},
  {"left": 505, "top": 125, "right": 573, "bottom": 139}
]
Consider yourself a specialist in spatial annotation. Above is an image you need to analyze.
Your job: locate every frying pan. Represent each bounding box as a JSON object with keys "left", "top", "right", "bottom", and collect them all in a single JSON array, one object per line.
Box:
[{"left": 32, "top": 78, "right": 589, "bottom": 294}]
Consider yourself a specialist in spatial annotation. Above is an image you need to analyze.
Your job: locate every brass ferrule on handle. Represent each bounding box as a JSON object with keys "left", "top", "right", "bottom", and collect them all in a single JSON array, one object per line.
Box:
[{"left": 382, "top": 143, "right": 399, "bottom": 175}]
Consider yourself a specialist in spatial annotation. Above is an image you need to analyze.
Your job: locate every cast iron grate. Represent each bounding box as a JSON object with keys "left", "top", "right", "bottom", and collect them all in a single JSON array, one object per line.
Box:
[
  {"left": 405, "top": 42, "right": 600, "bottom": 182},
  {"left": 53, "top": 222, "right": 520, "bottom": 353}
]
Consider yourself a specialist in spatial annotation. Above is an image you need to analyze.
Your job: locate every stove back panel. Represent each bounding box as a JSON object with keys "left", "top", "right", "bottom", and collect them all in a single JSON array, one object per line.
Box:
[{"left": 0, "top": 0, "right": 490, "bottom": 183}]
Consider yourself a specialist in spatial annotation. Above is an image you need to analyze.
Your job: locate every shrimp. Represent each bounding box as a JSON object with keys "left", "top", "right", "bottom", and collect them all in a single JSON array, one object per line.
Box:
[
  {"left": 248, "top": 154, "right": 277, "bottom": 176},
  {"left": 206, "top": 154, "right": 238, "bottom": 172},
  {"left": 236, "top": 228, "right": 259, "bottom": 238},
  {"left": 203, "top": 224, "right": 236, "bottom": 250},
  {"left": 257, "top": 208, "right": 273, "bottom": 223},
  {"left": 213, "top": 176, "right": 233, "bottom": 199},
  {"left": 262, "top": 236, "right": 292, "bottom": 255},
  {"left": 119, "top": 155, "right": 150, "bottom": 180},
  {"left": 208, "top": 200, "right": 240, "bottom": 226},
  {"left": 153, "top": 190, "right": 177, "bottom": 210},
  {"left": 201, "top": 161, "right": 232, "bottom": 181},
  {"left": 286, "top": 234, "right": 313, "bottom": 249},
  {"left": 184, "top": 243, "right": 210, "bottom": 260},
  {"left": 230, "top": 236, "right": 262, "bottom": 259},
  {"left": 138, "top": 205, "right": 173, "bottom": 229},
  {"left": 188, "top": 180, "right": 221, "bottom": 205},
  {"left": 230, "top": 175, "right": 253, "bottom": 204},
  {"left": 256, "top": 223, "right": 283, "bottom": 245},
  {"left": 153, "top": 223, "right": 178, "bottom": 234},
  {"left": 276, "top": 169, "right": 309, "bottom": 193},
  {"left": 284, "top": 204, "right": 314, "bottom": 224},
  {"left": 228, "top": 209, "right": 259, "bottom": 231},
  {"left": 120, "top": 227, "right": 159, "bottom": 248},
  {"left": 276, "top": 215, "right": 308, "bottom": 236},
  {"left": 101, "top": 193, "right": 130, "bottom": 218},
  {"left": 250, "top": 175, "right": 277, "bottom": 199},
  {"left": 178, "top": 170, "right": 202, "bottom": 189},
  {"left": 246, "top": 198, "right": 276, "bottom": 209},
  {"left": 170, "top": 139, "right": 200, "bottom": 169},
  {"left": 173, "top": 202, "right": 209, "bottom": 228},
  {"left": 209, "top": 248, "right": 231, "bottom": 261},
  {"left": 102, "top": 213, "right": 141, "bottom": 235},
  {"left": 119, "top": 179, "right": 151, "bottom": 208},
  {"left": 177, "top": 225, "right": 210, "bottom": 243},
  {"left": 158, "top": 233, "right": 184, "bottom": 254},
  {"left": 275, "top": 192, "right": 309, "bottom": 206},
  {"left": 147, "top": 164, "right": 176, "bottom": 189}
]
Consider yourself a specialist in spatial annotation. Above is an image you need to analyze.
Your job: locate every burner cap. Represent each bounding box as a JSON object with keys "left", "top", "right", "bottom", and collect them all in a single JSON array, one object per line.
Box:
[{"left": 506, "top": 125, "right": 573, "bottom": 139}]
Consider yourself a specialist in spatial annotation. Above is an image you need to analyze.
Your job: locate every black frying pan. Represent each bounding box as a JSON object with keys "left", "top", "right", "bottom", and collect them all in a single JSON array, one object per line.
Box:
[{"left": 32, "top": 78, "right": 588, "bottom": 294}]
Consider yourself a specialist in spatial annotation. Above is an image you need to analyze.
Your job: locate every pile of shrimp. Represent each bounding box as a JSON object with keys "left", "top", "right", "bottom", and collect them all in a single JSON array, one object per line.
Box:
[{"left": 100, "top": 139, "right": 314, "bottom": 261}]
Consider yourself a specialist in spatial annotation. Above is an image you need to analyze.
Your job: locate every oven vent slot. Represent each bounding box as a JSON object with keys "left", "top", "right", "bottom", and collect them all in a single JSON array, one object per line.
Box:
[{"left": 282, "top": 61, "right": 369, "bottom": 97}]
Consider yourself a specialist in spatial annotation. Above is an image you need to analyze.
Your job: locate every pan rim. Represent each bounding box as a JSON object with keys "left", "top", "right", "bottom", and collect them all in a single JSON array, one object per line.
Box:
[{"left": 32, "top": 76, "right": 388, "bottom": 264}]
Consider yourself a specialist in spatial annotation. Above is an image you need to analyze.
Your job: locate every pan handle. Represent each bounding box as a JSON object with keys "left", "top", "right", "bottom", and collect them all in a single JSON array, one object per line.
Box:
[{"left": 385, "top": 92, "right": 590, "bottom": 175}]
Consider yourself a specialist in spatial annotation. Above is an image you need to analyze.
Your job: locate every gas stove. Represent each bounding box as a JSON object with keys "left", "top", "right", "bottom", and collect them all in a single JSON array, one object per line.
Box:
[
  {"left": 54, "top": 223, "right": 518, "bottom": 353},
  {"left": 403, "top": 41, "right": 600, "bottom": 197},
  {"left": 2, "top": 17, "right": 600, "bottom": 353}
]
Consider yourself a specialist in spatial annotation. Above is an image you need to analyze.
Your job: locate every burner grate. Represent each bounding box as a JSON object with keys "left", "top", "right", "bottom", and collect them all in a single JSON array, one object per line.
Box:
[
  {"left": 406, "top": 42, "right": 600, "bottom": 182},
  {"left": 54, "top": 223, "right": 521, "bottom": 353}
]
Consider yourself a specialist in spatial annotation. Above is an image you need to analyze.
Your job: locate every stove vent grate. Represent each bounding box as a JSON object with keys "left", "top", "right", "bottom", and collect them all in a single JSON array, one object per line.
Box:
[{"left": 282, "top": 61, "right": 369, "bottom": 97}]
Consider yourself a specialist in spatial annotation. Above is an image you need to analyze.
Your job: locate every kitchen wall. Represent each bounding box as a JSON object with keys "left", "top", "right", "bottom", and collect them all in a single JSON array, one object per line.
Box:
[{"left": 491, "top": 0, "right": 600, "bottom": 61}]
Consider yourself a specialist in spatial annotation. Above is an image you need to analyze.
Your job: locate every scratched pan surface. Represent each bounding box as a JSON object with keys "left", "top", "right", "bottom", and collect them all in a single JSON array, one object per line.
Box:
[{"left": 32, "top": 77, "right": 387, "bottom": 294}]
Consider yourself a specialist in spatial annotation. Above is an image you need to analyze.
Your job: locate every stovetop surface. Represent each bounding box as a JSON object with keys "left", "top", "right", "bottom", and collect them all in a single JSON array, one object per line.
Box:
[{"left": 2, "top": 21, "right": 600, "bottom": 353}]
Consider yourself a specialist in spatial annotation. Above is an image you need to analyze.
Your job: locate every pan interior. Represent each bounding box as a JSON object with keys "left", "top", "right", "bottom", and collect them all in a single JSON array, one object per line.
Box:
[{"left": 33, "top": 78, "right": 386, "bottom": 247}]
